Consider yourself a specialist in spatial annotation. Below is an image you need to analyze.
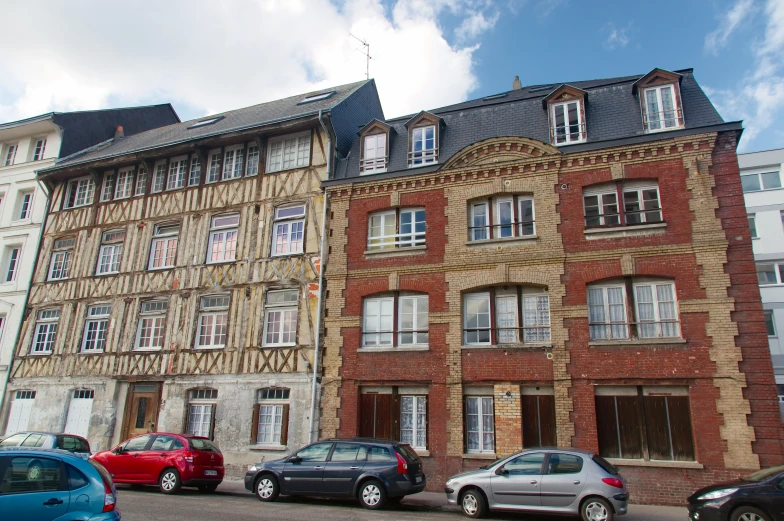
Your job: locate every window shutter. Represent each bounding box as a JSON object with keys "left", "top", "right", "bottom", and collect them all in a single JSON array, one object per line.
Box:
[
  {"left": 280, "top": 404, "right": 290, "bottom": 446},
  {"left": 594, "top": 396, "right": 619, "bottom": 458},
  {"left": 521, "top": 395, "right": 538, "bottom": 448},
  {"left": 250, "top": 403, "right": 260, "bottom": 444},
  {"left": 393, "top": 392, "right": 401, "bottom": 441},
  {"left": 209, "top": 405, "right": 217, "bottom": 441},
  {"left": 666, "top": 397, "right": 695, "bottom": 461}
]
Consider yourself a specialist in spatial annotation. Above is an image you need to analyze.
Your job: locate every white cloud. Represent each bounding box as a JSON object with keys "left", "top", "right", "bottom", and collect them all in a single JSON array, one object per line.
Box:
[
  {"left": 704, "top": 0, "right": 755, "bottom": 55},
  {"left": 602, "top": 22, "right": 631, "bottom": 50},
  {"left": 0, "top": 0, "right": 505, "bottom": 123}
]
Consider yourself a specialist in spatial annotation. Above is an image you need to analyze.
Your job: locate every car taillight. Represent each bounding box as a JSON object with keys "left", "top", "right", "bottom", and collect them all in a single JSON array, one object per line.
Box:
[
  {"left": 602, "top": 477, "right": 624, "bottom": 489},
  {"left": 183, "top": 451, "right": 194, "bottom": 463},
  {"left": 102, "top": 479, "right": 116, "bottom": 512},
  {"left": 396, "top": 452, "right": 408, "bottom": 474}
]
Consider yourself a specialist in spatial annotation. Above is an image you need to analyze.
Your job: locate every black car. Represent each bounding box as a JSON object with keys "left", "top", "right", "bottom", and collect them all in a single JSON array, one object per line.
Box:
[
  {"left": 687, "top": 464, "right": 784, "bottom": 521},
  {"left": 0, "top": 432, "right": 92, "bottom": 459},
  {"left": 244, "top": 438, "right": 426, "bottom": 509}
]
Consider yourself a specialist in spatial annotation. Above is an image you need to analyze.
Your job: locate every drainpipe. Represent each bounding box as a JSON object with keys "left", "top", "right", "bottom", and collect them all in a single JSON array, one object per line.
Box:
[
  {"left": 0, "top": 176, "right": 51, "bottom": 428},
  {"left": 309, "top": 110, "right": 332, "bottom": 443}
]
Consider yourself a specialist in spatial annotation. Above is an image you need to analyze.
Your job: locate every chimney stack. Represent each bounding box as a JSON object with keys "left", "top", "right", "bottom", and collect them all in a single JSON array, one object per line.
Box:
[
  {"left": 512, "top": 76, "right": 522, "bottom": 90},
  {"left": 114, "top": 125, "right": 125, "bottom": 140}
]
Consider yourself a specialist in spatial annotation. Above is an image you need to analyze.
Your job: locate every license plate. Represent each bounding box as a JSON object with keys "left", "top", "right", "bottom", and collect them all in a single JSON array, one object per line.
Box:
[
  {"left": 205, "top": 470, "right": 217, "bottom": 476},
  {"left": 415, "top": 476, "right": 422, "bottom": 483}
]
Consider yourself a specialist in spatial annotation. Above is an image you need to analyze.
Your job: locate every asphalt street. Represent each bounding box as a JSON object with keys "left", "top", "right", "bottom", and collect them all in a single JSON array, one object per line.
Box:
[{"left": 115, "top": 481, "right": 688, "bottom": 521}]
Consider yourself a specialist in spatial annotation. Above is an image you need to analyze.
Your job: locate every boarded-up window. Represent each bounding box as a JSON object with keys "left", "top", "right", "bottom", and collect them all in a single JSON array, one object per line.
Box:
[{"left": 522, "top": 395, "right": 556, "bottom": 448}]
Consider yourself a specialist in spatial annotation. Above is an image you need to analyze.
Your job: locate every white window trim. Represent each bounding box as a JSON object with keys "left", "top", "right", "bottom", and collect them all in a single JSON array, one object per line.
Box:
[
  {"left": 96, "top": 231, "right": 124, "bottom": 275},
  {"left": 64, "top": 176, "right": 95, "bottom": 209},
  {"left": 134, "top": 168, "right": 148, "bottom": 197},
  {"left": 740, "top": 170, "right": 783, "bottom": 193},
  {"left": 245, "top": 143, "right": 260, "bottom": 176},
  {"left": 643, "top": 84, "right": 683, "bottom": 133},
  {"left": 587, "top": 284, "right": 630, "bottom": 341},
  {"left": 464, "top": 292, "right": 491, "bottom": 345},
  {"left": 470, "top": 201, "right": 490, "bottom": 241},
  {"left": 583, "top": 187, "right": 620, "bottom": 227},
  {"left": 621, "top": 185, "right": 662, "bottom": 225},
  {"left": 148, "top": 224, "right": 179, "bottom": 270},
  {"left": 166, "top": 156, "right": 188, "bottom": 191},
  {"left": 100, "top": 171, "right": 115, "bottom": 202},
  {"left": 187, "top": 401, "right": 216, "bottom": 438},
  {"left": 207, "top": 214, "right": 240, "bottom": 264},
  {"left": 409, "top": 125, "right": 438, "bottom": 167},
  {"left": 4, "top": 246, "right": 22, "bottom": 283},
  {"left": 363, "top": 296, "right": 394, "bottom": 347},
  {"left": 188, "top": 155, "right": 201, "bottom": 186},
  {"left": 764, "top": 310, "right": 777, "bottom": 338},
  {"left": 222, "top": 145, "right": 245, "bottom": 181},
  {"left": 255, "top": 402, "right": 287, "bottom": 445},
  {"left": 632, "top": 282, "right": 681, "bottom": 339},
  {"left": 550, "top": 100, "right": 586, "bottom": 145},
  {"left": 196, "top": 295, "right": 230, "bottom": 349},
  {"left": 31, "top": 309, "right": 60, "bottom": 354},
  {"left": 32, "top": 138, "right": 47, "bottom": 161},
  {"left": 266, "top": 131, "right": 311, "bottom": 173},
  {"left": 4, "top": 143, "right": 18, "bottom": 166},
  {"left": 262, "top": 290, "right": 298, "bottom": 347},
  {"left": 134, "top": 301, "right": 168, "bottom": 351},
  {"left": 114, "top": 167, "right": 135, "bottom": 200},
  {"left": 47, "top": 249, "right": 71, "bottom": 281},
  {"left": 758, "top": 262, "right": 784, "bottom": 286},
  {"left": 398, "top": 295, "right": 429, "bottom": 347},
  {"left": 367, "top": 208, "right": 426, "bottom": 250},
  {"left": 361, "top": 133, "right": 388, "bottom": 174},
  {"left": 151, "top": 162, "right": 167, "bottom": 193},
  {"left": 206, "top": 150, "right": 221, "bottom": 184},
  {"left": 81, "top": 304, "right": 111, "bottom": 352},
  {"left": 14, "top": 191, "right": 34, "bottom": 221},
  {"left": 465, "top": 396, "right": 494, "bottom": 454},
  {"left": 271, "top": 205, "right": 306, "bottom": 257}
]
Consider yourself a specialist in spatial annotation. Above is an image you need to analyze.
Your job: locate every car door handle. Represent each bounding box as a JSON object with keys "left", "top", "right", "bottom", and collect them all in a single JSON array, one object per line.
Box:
[
  {"left": 530, "top": 480, "right": 538, "bottom": 485},
  {"left": 312, "top": 466, "right": 323, "bottom": 470},
  {"left": 349, "top": 466, "right": 360, "bottom": 470},
  {"left": 43, "top": 498, "right": 64, "bottom": 506},
  {"left": 160, "top": 453, "right": 168, "bottom": 457},
  {"left": 574, "top": 480, "right": 581, "bottom": 485}
]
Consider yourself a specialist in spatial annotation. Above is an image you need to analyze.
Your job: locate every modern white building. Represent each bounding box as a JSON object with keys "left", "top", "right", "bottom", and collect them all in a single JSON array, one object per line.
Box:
[
  {"left": 740, "top": 147, "right": 784, "bottom": 416},
  {"left": 0, "top": 107, "right": 179, "bottom": 432}
]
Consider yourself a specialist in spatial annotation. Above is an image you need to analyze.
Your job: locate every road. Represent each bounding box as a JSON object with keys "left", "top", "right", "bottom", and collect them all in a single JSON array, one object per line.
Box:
[{"left": 115, "top": 481, "right": 688, "bottom": 521}]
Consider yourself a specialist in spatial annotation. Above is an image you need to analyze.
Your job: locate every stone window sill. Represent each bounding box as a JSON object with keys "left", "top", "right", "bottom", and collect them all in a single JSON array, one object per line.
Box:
[
  {"left": 588, "top": 338, "right": 687, "bottom": 347},
  {"left": 364, "top": 245, "right": 427, "bottom": 258},
  {"left": 357, "top": 346, "right": 430, "bottom": 353},
  {"left": 462, "top": 343, "right": 552, "bottom": 350},
  {"left": 466, "top": 235, "right": 538, "bottom": 247},
  {"left": 606, "top": 458, "right": 703, "bottom": 470},
  {"left": 250, "top": 444, "right": 288, "bottom": 452},
  {"left": 413, "top": 449, "right": 430, "bottom": 457},
  {"left": 463, "top": 453, "right": 497, "bottom": 460},
  {"left": 584, "top": 222, "right": 667, "bottom": 240}
]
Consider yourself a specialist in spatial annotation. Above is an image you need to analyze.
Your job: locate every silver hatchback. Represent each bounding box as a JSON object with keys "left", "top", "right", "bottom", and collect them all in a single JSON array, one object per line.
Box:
[{"left": 445, "top": 448, "right": 628, "bottom": 520}]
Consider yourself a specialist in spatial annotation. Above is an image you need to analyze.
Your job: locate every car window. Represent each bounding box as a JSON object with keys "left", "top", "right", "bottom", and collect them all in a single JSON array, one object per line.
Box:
[
  {"left": 592, "top": 455, "right": 619, "bottom": 476},
  {"left": 124, "top": 435, "right": 152, "bottom": 452},
  {"left": 0, "top": 456, "right": 62, "bottom": 494},
  {"left": 188, "top": 438, "right": 218, "bottom": 452},
  {"left": 0, "top": 434, "right": 29, "bottom": 447},
  {"left": 503, "top": 453, "right": 545, "bottom": 476},
  {"left": 57, "top": 436, "right": 90, "bottom": 453},
  {"left": 742, "top": 465, "right": 784, "bottom": 482},
  {"left": 778, "top": 479, "right": 784, "bottom": 492},
  {"left": 150, "top": 436, "right": 181, "bottom": 451},
  {"left": 66, "top": 464, "right": 89, "bottom": 490},
  {"left": 396, "top": 444, "right": 421, "bottom": 463},
  {"left": 296, "top": 443, "right": 333, "bottom": 462},
  {"left": 367, "top": 446, "right": 394, "bottom": 462},
  {"left": 330, "top": 443, "right": 364, "bottom": 462},
  {"left": 547, "top": 454, "right": 583, "bottom": 475},
  {"left": 20, "top": 434, "right": 43, "bottom": 447},
  {"left": 88, "top": 459, "right": 113, "bottom": 488}
]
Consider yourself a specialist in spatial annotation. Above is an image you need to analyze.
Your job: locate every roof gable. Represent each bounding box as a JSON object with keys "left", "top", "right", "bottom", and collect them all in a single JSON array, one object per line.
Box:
[
  {"left": 632, "top": 68, "right": 683, "bottom": 94},
  {"left": 542, "top": 84, "right": 588, "bottom": 108},
  {"left": 358, "top": 119, "right": 392, "bottom": 136},
  {"left": 404, "top": 111, "right": 442, "bottom": 129}
]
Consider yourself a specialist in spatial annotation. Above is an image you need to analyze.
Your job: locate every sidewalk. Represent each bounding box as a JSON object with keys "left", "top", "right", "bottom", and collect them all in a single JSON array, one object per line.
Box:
[{"left": 219, "top": 480, "right": 688, "bottom": 520}]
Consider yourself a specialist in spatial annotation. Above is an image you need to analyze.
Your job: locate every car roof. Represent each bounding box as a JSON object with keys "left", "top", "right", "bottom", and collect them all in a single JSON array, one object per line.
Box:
[
  {"left": 523, "top": 447, "right": 596, "bottom": 456},
  {"left": 3, "top": 431, "right": 87, "bottom": 439},
  {"left": 323, "top": 437, "right": 406, "bottom": 446},
  {"left": 0, "top": 446, "right": 88, "bottom": 462}
]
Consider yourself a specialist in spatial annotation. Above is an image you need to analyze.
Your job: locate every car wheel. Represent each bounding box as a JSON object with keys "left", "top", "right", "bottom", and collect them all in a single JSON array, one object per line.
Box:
[
  {"left": 255, "top": 475, "right": 280, "bottom": 502},
  {"left": 460, "top": 488, "right": 488, "bottom": 519},
  {"left": 198, "top": 484, "right": 218, "bottom": 493},
  {"left": 26, "top": 460, "right": 43, "bottom": 481},
  {"left": 581, "top": 497, "right": 613, "bottom": 521},
  {"left": 731, "top": 507, "right": 771, "bottom": 521},
  {"left": 358, "top": 479, "right": 387, "bottom": 510},
  {"left": 159, "top": 468, "right": 182, "bottom": 494}
]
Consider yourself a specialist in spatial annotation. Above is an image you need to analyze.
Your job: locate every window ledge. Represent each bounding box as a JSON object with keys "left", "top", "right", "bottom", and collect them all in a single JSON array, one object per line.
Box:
[
  {"left": 79, "top": 351, "right": 103, "bottom": 355},
  {"left": 588, "top": 338, "right": 687, "bottom": 347},
  {"left": 28, "top": 352, "right": 52, "bottom": 357},
  {"left": 133, "top": 348, "right": 163, "bottom": 353},
  {"left": 250, "top": 444, "right": 288, "bottom": 452},
  {"left": 364, "top": 246, "right": 427, "bottom": 258},
  {"left": 584, "top": 222, "right": 667, "bottom": 240},
  {"left": 463, "top": 453, "right": 497, "bottom": 460},
  {"left": 407, "top": 161, "right": 439, "bottom": 169},
  {"left": 193, "top": 346, "right": 225, "bottom": 351},
  {"left": 466, "top": 235, "right": 538, "bottom": 247},
  {"left": 357, "top": 346, "right": 430, "bottom": 353},
  {"left": 413, "top": 449, "right": 430, "bottom": 457},
  {"left": 462, "top": 343, "right": 552, "bottom": 350},
  {"left": 606, "top": 458, "right": 702, "bottom": 470}
]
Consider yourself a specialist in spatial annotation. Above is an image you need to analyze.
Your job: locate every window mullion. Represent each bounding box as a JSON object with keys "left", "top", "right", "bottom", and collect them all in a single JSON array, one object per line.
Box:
[{"left": 488, "top": 198, "right": 494, "bottom": 239}]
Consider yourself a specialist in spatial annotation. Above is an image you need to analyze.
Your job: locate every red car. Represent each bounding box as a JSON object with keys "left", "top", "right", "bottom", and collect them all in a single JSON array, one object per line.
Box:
[{"left": 92, "top": 432, "right": 224, "bottom": 494}]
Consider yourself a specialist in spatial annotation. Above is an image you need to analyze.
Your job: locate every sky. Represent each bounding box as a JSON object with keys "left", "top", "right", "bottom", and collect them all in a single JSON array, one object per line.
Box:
[{"left": 0, "top": 0, "right": 782, "bottom": 152}]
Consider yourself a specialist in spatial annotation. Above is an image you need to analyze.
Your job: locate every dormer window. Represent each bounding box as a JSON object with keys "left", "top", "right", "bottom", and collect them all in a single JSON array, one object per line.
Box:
[
  {"left": 543, "top": 84, "right": 587, "bottom": 146},
  {"left": 405, "top": 111, "right": 441, "bottom": 168},
  {"left": 633, "top": 68, "right": 685, "bottom": 133},
  {"left": 362, "top": 134, "right": 387, "bottom": 174}
]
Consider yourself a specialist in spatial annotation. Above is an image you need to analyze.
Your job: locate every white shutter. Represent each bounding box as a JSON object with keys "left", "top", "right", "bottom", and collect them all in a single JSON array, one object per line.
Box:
[
  {"left": 6, "top": 397, "right": 34, "bottom": 434},
  {"left": 64, "top": 391, "right": 94, "bottom": 438}
]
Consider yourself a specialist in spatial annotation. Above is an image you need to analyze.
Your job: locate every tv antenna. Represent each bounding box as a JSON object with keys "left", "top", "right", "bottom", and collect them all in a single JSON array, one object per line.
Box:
[{"left": 350, "top": 34, "right": 372, "bottom": 80}]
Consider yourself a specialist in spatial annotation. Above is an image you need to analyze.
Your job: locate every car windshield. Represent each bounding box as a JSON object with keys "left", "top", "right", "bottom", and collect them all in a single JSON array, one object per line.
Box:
[
  {"left": 742, "top": 465, "right": 784, "bottom": 482},
  {"left": 188, "top": 438, "right": 221, "bottom": 453},
  {"left": 479, "top": 457, "right": 507, "bottom": 470}
]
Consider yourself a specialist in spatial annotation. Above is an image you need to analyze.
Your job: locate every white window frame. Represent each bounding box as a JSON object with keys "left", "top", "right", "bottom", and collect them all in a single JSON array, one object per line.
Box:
[
  {"left": 187, "top": 389, "right": 217, "bottom": 438},
  {"left": 550, "top": 100, "right": 585, "bottom": 145},
  {"left": 622, "top": 185, "right": 662, "bottom": 225},
  {"left": 196, "top": 295, "right": 230, "bottom": 349},
  {"left": 465, "top": 396, "right": 494, "bottom": 453},
  {"left": 134, "top": 168, "right": 148, "bottom": 196},
  {"left": 166, "top": 157, "right": 187, "bottom": 190},
  {"left": 64, "top": 176, "right": 95, "bottom": 208},
  {"left": 758, "top": 263, "right": 784, "bottom": 286},
  {"left": 114, "top": 167, "right": 134, "bottom": 200},
  {"left": 96, "top": 230, "right": 124, "bottom": 275},
  {"left": 262, "top": 289, "right": 298, "bottom": 347},
  {"left": 148, "top": 224, "right": 179, "bottom": 270},
  {"left": 271, "top": 205, "right": 305, "bottom": 256},
  {"left": 643, "top": 84, "right": 683, "bottom": 132},
  {"left": 409, "top": 125, "right": 437, "bottom": 166},
  {"left": 151, "top": 162, "right": 166, "bottom": 193},
  {"left": 135, "top": 300, "right": 167, "bottom": 350},
  {"left": 4, "top": 143, "right": 18, "bottom": 166},
  {"left": 31, "top": 309, "right": 60, "bottom": 354},
  {"left": 48, "top": 238, "right": 74, "bottom": 280},
  {"left": 400, "top": 395, "right": 427, "bottom": 449},
  {"left": 15, "top": 190, "right": 34, "bottom": 221},
  {"left": 266, "top": 131, "right": 311, "bottom": 173},
  {"left": 188, "top": 156, "right": 201, "bottom": 186},
  {"left": 363, "top": 296, "right": 394, "bottom": 347},
  {"left": 522, "top": 293, "right": 551, "bottom": 343},
  {"left": 246, "top": 143, "right": 260, "bottom": 176},
  {"left": 207, "top": 214, "right": 239, "bottom": 264},
  {"left": 33, "top": 138, "right": 47, "bottom": 161},
  {"left": 587, "top": 284, "right": 630, "bottom": 340},
  {"left": 633, "top": 282, "right": 681, "bottom": 339},
  {"left": 206, "top": 151, "right": 221, "bottom": 183},
  {"left": 361, "top": 133, "right": 387, "bottom": 174},
  {"left": 100, "top": 171, "right": 115, "bottom": 202},
  {"left": 748, "top": 214, "right": 757, "bottom": 239},
  {"left": 399, "top": 295, "right": 429, "bottom": 346},
  {"left": 222, "top": 146, "right": 244, "bottom": 180},
  {"left": 583, "top": 187, "right": 620, "bottom": 227},
  {"left": 367, "top": 208, "right": 426, "bottom": 250},
  {"left": 256, "top": 399, "right": 286, "bottom": 445},
  {"left": 81, "top": 304, "right": 111, "bottom": 352},
  {"left": 741, "top": 170, "right": 782, "bottom": 193},
  {"left": 764, "top": 310, "right": 777, "bottom": 337},
  {"left": 464, "top": 292, "right": 492, "bottom": 345},
  {"left": 470, "top": 202, "right": 489, "bottom": 241},
  {"left": 5, "top": 246, "right": 21, "bottom": 283}
]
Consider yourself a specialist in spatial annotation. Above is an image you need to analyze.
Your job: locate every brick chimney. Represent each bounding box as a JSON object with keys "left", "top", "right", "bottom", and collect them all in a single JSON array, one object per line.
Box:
[
  {"left": 512, "top": 76, "right": 522, "bottom": 90},
  {"left": 114, "top": 125, "right": 125, "bottom": 140}
]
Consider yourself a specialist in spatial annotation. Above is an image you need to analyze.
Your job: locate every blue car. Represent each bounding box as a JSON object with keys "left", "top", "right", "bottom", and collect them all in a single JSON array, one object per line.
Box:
[{"left": 0, "top": 447, "right": 119, "bottom": 521}]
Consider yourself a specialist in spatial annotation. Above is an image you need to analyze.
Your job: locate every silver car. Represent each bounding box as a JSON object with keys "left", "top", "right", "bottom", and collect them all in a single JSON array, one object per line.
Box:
[{"left": 445, "top": 448, "right": 628, "bottom": 520}]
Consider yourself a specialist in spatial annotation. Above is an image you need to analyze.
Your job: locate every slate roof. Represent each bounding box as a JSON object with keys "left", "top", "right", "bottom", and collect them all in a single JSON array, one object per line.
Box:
[
  {"left": 51, "top": 80, "right": 375, "bottom": 170},
  {"left": 332, "top": 69, "right": 735, "bottom": 183}
]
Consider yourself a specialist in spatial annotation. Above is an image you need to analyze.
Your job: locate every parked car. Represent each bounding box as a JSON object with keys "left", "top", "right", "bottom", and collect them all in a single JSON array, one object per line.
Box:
[
  {"left": 687, "top": 464, "right": 784, "bottom": 521},
  {"left": 244, "top": 438, "right": 426, "bottom": 509},
  {"left": 0, "top": 446, "right": 119, "bottom": 521},
  {"left": 444, "top": 448, "right": 628, "bottom": 520},
  {"left": 91, "top": 432, "right": 224, "bottom": 494},
  {"left": 0, "top": 431, "right": 92, "bottom": 459}
]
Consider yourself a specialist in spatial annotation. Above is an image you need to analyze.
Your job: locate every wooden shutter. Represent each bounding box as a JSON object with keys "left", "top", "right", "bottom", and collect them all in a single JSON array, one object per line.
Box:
[
  {"left": 594, "top": 396, "right": 619, "bottom": 458},
  {"left": 280, "top": 404, "right": 290, "bottom": 446},
  {"left": 666, "top": 397, "right": 695, "bottom": 461},
  {"left": 616, "top": 396, "right": 643, "bottom": 459},
  {"left": 539, "top": 395, "right": 557, "bottom": 447},
  {"left": 643, "top": 396, "right": 671, "bottom": 460},
  {"left": 375, "top": 394, "right": 393, "bottom": 439},
  {"left": 392, "top": 392, "right": 401, "bottom": 441},
  {"left": 209, "top": 405, "right": 217, "bottom": 441},
  {"left": 250, "top": 404, "right": 260, "bottom": 444},
  {"left": 521, "top": 395, "right": 539, "bottom": 448},
  {"left": 359, "top": 394, "right": 375, "bottom": 438}
]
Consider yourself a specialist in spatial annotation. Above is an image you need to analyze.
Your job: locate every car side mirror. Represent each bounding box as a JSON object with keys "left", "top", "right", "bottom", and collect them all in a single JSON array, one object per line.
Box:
[
  {"left": 113, "top": 446, "right": 124, "bottom": 454},
  {"left": 287, "top": 456, "right": 302, "bottom": 464},
  {"left": 495, "top": 467, "right": 509, "bottom": 476}
]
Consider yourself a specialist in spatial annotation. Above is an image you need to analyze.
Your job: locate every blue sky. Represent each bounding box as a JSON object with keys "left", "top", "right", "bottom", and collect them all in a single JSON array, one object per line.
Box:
[{"left": 0, "top": 0, "right": 781, "bottom": 152}]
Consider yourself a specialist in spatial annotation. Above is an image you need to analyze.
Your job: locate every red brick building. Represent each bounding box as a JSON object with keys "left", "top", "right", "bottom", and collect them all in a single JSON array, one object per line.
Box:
[{"left": 318, "top": 68, "right": 784, "bottom": 505}]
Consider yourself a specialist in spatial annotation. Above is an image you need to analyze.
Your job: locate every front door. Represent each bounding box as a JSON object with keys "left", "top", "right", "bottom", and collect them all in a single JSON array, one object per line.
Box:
[
  {"left": 490, "top": 452, "right": 545, "bottom": 508},
  {"left": 282, "top": 442, "right": 333, "bottom": 494},
  {"left": 121, "top": 383, "right": 161, "bottom": 440}
]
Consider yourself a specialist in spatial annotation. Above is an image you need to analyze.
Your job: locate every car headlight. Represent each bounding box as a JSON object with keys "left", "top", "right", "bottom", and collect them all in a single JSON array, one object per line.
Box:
[
  {"left": 697, "top": 488, "right": 738, "bottom": 501},
  {"left": 445, "top": 478, "right": 456, "bottom": 486},
  {"left": 248, "top": 464, "right": 260, "bottom": 472}
]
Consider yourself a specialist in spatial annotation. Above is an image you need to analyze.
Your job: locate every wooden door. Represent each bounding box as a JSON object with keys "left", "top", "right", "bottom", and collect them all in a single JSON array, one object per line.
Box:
[
  {"left": 359, "top": 394, "right": 394, "bottom": 439},
  {"left": 121, "top": 383, "right": 161, "bottom": 440}
]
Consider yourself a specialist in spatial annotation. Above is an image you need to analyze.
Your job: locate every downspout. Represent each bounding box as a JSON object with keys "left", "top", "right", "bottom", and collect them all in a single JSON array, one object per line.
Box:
[
  {"left": 309, "top": 110, "right": 332, "bottom": 443},
  {"left": 0, "top": 175, "right": 51, "bottom": 427}
]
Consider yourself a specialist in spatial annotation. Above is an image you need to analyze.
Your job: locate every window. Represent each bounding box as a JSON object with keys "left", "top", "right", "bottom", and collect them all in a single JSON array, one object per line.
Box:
[
  {"left": 749, "top": 214, "right": 758, "bottom": 239},
  {"left": 595, "top": 387, "right": 695, "bottom": 461},
  {"left": 207, "top": 152, "right": 221, "bottom": 183},
  {"left": 188, "top": 117, "right": 223, "bottom": 129},
  {"left": 100, "top": 172, "right": 115, "bottom": 202},
  {"left": 368, "top": 208, "right": 426, "bottom": 250},
  {"left": 207, "top": 214, "right": 239, "bottom": 264},
  {"left": 468, "top": 196, "right": 535, "bottom": 241},
  {"left": 5, "top": 246, "right": 21, "bottom": 282},
  {"left": 299, "top": 91, "right": 335, "bottom": 103},
  {"left": 150, "top": 435, "right": 184, "bottom": 451},
  {"left": 465, "top": 396, "right": 494, "bottom": 453},
  {"left": 148, "top": 224, "right": 179, "bottom": 269},
  {"left": 503, "top": 452, "right": 546, "bottom": 475},
  {"left": 33, "top": 138, "right": 47, "bottom": 161},
  {"left": 584, "top": 183, "right": 662, "bottom": 228},
  {"left": 741, "top": 171, "right": 781, "bottom": 193},
  {"left": 222, "top": 147, "right": 244, "bottom": 180},
  {"left": 463, "top": 289, "right": 550, "bottom": 345},
  {"left": 550, "top": 100, "right": 585, "bottom": 144},
  {"left": 135, "top": 168, "right": 148, "bottom": 196},
  {"left": 757, "top": 263, "right": 784, "bottom": 285},
  {"left": 188, "top": 156, "right": 201, "bottom": 186},
  {"left": 114, "top": 168, "right": 134, "bottom": 199},
  {"left": 643, "top": 84, "right": 682, "bottom": 132},
  {"left": 0, "top": 456, "right": 61, "bottom": 493},
  {"left": 361, "top": 134, "right": 387, "bottom": 174},
  {"left": 272, "top": 205, "right": 305, "bottom": 256},
  {"left": 764, "top": 311, "right": 776, "bottom": 336},
  {"left": 48, "top": 238, "right": 74, "bottom": 280},
  {"left": 4, "top": 144, "right": 17, "bottom": 166},
  {"left": 634, "top": 282, "right": 680, "bottom": 338},
  {"left": 252, "top": 388, "right": 290, "bottom": 445},
  {"left": 152, "top": 163, "right": 166, "bottom": 193},
  {"left": 15, "top": 190, "right": 34, "bottom": 220},
  {"left": 96, "top": 230, "right": 124, "bottom": 275},
  {"left": 400, "top": 395, "right": 427, "bottom": 449},
  {"left": 588, "top": 281, "right": 679, "bottom": 341},
  {"left": 547, "top": 453, "right": 583, "bottom": 474},
  {"left": 81, "top": 304, "right": 111, "bottom": 352},
  {"left": 32, "top": 309, "right": 60, "bottom": 354},
  {"left": 522, "top": 392, "right": 556, "bottom": 448},
  {"left": 196, "top": 295, "right": 229, "bottom": 348},
  {"left": 363, "top": 294, "right": 429, "bottom": 347},
  {"left": 267, "top": 132, "right": 311, "bottom": 173},
  {"left": 410, "top": 125, "right": 437, "bottom": 166},
  {"left": 263, "top": 289, "right": 297, "bottom": 346},
  {"left": 246, "top": 144, "right": 260, "bottom": 176},
  {"left": 187, "top": 389, "right": 217, "bottom": 438},
  {"left": 64, "top": 177, "right": 95, "bottom": 209},
  {"left": 135, "top": 300, "right": 167, "bottom": 350},
  {"left": 166, "top": 158, "right": 187, "bottom": 190}
]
